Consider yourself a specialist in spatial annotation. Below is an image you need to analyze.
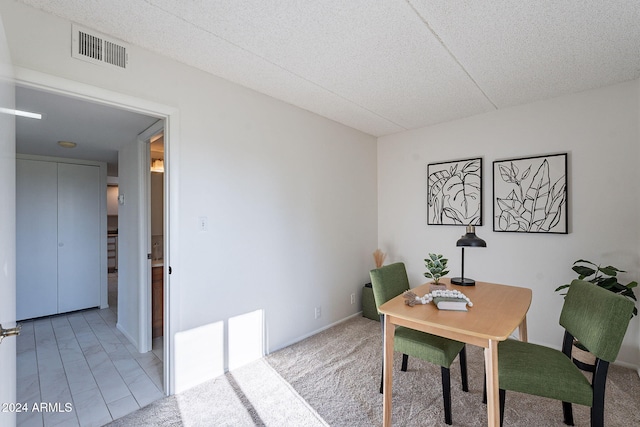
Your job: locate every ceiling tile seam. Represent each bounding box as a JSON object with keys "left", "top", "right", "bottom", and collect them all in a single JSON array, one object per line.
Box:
[
  {"left": 405, "top": 0, "right": 498, "bottom": 110},
  {"left": 140, "top": 0, "right": 408, "bottom": 132}
]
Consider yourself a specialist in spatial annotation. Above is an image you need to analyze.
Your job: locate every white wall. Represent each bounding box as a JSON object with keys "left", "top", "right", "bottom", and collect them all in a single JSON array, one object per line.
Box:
[
  {"left": 107, "top": 185, "right": 118, "bottom": 216},
  {"left": 116, "top": 140, "right": 145, "bottom": 349},
  {"left": 0, "top": 0, "right": 377, "bottom": 383},
  {"left": 378, "top": 79, "right": 640, "bottom": 367},
  {"left": 0, "top": 12, "right": 16, "bottom": 426},
  {"left": 637, "top": 79, "right": 640, "bottom": 374}
]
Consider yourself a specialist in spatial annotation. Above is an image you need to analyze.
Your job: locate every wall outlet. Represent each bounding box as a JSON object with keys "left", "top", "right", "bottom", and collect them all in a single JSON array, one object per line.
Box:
[
  {"left": 314, "top": 306, "right": 321, "bottom": 319},
  {"left": 350, "top": 293, "right": 355, "bottom": 304}
]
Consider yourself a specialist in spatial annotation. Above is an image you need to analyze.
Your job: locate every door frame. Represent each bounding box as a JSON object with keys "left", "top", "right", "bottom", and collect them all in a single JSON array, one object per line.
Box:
[
  {"left": 137, "top": 120, "right": 164, "bottom": 355},
  {"left": 0, "top": 14, "right": 16, "bottom": 426},
  {"left": 13, "top": 67, "right": 180, "bottom": 395}
]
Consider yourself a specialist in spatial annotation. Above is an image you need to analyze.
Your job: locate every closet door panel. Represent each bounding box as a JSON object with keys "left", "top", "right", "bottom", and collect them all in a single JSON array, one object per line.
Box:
[
  {"left": 57, "top": 163, "right": 101, "bottom": 313},
  {"left": 16, "top": 160, "right": 58, "bottom": 320}
]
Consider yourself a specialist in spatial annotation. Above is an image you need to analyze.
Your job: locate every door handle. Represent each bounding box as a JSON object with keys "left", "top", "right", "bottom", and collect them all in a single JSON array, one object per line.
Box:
[{"left": 0, "top": 324, "right": 21, "bottom": 344}]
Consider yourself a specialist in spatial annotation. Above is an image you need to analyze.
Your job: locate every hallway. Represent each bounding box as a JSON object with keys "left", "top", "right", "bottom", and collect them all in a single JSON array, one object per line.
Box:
[{"left": 16, "top": 274, "right": 164, "bottom": 426}]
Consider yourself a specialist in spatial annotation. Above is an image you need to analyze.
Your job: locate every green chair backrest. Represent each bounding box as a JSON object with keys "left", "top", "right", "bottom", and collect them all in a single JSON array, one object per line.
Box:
[
  {"left": 559, "top": 279, "right": 634, "bottom": 362},
  {"left": 369, "top": 262, "right": 410, "bottom": 309}
]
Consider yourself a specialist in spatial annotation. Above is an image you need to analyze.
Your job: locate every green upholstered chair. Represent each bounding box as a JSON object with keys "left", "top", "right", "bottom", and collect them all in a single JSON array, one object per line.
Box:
[
  {"left": 497, "top": 279, "right": 634, "bottom": 427},
  {"left": 370, "top": 262, "right": 468, "bottom": 425}
]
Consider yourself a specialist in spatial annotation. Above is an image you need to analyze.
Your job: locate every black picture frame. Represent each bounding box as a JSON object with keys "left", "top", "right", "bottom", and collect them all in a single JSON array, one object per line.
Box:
[
  {"left": 493, "top": 153, "right": 568, "bottom": 234},
  {"left": 427, "top": 157, "right": 482, "bottom": 226}
]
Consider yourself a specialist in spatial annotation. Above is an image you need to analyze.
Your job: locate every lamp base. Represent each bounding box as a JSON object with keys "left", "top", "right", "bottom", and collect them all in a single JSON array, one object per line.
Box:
[{"left": 450, "top": 277, "right": 476, "bottom": 286}]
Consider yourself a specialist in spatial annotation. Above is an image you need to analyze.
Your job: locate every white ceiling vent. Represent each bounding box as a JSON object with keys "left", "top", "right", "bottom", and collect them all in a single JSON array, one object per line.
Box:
[{"left": 72, "top": 24, "right": 128, "bottom": 69}]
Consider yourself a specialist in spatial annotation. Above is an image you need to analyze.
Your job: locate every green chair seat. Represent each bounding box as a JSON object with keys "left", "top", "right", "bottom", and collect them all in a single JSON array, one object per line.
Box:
[
  {"left": 496, "top": 279, "right": 634, "bottom": 426},
  {"left": 498, "top": 339, "right": 592, "bottom": 406},
  {"left": 370, "top": 262, "right": 468, "bottom": 425},
  {"left": 395, "top": 327, "right": 465, "bottom": 368}
]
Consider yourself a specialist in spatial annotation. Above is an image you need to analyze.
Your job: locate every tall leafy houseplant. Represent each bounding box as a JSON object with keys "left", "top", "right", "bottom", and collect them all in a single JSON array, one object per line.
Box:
[
  {"left": 424, "top": 253, "right": 449, "bottom": 285},
  {"left": 556, "top": 259, "right": 638, "bottom": 317}
]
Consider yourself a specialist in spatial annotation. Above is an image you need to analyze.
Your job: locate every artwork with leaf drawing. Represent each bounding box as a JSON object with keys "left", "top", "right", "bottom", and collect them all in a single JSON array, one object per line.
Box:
[
  {"left": 427, "top": 158, "right": 482, "bottom": 226},
  {"left": 493, "top": 153, "right": 568, "bottom": 233}
]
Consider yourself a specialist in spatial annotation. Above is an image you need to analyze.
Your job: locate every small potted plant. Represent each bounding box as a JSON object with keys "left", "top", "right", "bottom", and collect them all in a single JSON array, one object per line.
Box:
[
  {"left": 556, "top": 259, "right": 638, "bottom": 370},
  {"left": 424, "top": 253, "right": 449, "bottom": 285}
]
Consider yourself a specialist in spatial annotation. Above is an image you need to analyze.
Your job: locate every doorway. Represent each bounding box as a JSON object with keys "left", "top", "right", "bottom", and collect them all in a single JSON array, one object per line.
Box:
[
  {"left": 149, "top": 132, "right": 165, "bottom": 361},
  {"left": 13, "top": 74, "right": 177, "bottom": 396}
]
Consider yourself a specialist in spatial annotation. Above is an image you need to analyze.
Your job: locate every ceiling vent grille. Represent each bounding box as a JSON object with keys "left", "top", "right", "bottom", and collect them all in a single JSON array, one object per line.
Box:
[{"left": 72, "top": 24, "right": 128, "bottom": 69}]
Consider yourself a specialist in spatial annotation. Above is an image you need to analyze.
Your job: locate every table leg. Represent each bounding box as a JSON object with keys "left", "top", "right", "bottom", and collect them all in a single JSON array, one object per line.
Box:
[
  {"left": 484, "top": 340, "right": 500, "bottom": 427},
  {"left": 383, "top": 314, "right": 394, "bottom": 427},
  {"left": 519, "top": 316, "right": 528, "bottom": 342}
]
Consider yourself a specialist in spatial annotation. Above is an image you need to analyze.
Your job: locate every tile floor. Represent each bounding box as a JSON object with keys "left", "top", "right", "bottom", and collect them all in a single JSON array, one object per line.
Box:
[{"left": 16, "top": 275, "right": 164, "bottom": 427}]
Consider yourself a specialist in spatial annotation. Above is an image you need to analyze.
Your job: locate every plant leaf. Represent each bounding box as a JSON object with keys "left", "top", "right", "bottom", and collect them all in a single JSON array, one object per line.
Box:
[
  {"left": 573, "top": 259, "right": 597, "bottom": 266},
  {"left": 510, "top": 162, "right": 519, "bottom": 178},
  {"left": 599, "top": 277, "right": 617, "bottom": 289},
  {"left": 539, "top": 180, "right": 566, "bottom": 231},
  {"left": 523, "top": 160, "right": 551, "bottom": 231},
  {"left": 599, "top": 265, "right": 623, "bottom": 276},
  {"left": 572, "top": 265, "right": 596, "bottom": 277},
  {"left": 499, "top": 165, "right": 517, "bottom": 183},
  {"left": 461, "top": 160, "right": 480, "bottom": 174}
]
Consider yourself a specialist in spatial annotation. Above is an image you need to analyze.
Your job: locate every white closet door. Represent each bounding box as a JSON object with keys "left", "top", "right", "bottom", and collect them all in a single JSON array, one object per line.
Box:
[
  {"left": 57, "top": 163, "right": 101, "bottom": 313},
  {"left": 16, "top": 159, "right": 59, "bottom": 320}
]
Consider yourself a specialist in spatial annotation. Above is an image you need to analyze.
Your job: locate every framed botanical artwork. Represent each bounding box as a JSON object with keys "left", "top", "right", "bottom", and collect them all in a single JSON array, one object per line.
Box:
[
  {"left": 427, "top": 157, "right": 482, "bottom": 226},
  {"left": 493, "top": 153, "right": 568, "bottom": 233}
]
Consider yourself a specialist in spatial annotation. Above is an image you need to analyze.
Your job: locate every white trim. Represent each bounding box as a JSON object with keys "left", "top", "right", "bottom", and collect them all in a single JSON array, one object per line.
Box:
[
  {"left": 13, "top": 67, "right": 180, "bottom": 396},
  {"left": 13, "top": 67, "right": 171, "bottom": 118},
  {"left": 137, "top": 140, "right": 151, "bottom": 354},
  {"left": 16, "top": 153, "right": 105, "bottom": 166},
  {"left": 268, "top": 312, "right": 363, "bottom": 355},
  {"left": 164, "top": 109, "right": 180, "bottom": 396},
  {"left": 612, "top": 359, "right": 640, "bottom": 371},
  {"left": 138, "top": 120, "right": 164, "bottom": 143},
  {"left": 136, "top": 122, "right": 164, "bottom": 356},
  {"left": 117, "top": 322, "right": 139, "bottom": 349}
]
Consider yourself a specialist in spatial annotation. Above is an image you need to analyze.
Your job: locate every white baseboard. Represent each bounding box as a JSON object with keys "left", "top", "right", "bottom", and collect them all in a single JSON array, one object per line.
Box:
[
  {"left": 269, "top": 312, "right": 363, "bottom": 354},
  {"left": 116, "top": 322, "right": 139, "bottom": 350},
  {"left": 612, "top": 359, "right": 640, "bottom": 371}
]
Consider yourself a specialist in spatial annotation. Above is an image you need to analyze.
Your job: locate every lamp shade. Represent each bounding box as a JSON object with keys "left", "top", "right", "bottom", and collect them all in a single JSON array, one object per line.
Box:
[
  {"left": 456, "top": 225, "right": 486, "bottom": 248},
  {"left": 451, "top": 225, "right": 486, "bottom": 286}
]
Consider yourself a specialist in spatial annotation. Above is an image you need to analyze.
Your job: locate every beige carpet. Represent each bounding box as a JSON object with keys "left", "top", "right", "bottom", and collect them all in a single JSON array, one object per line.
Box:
[
  {"left": 268, "top": 316, "right": 640, "bottom": 426},
  {"left": 108, "top": 316, "right": 640, "bottom": 426}
]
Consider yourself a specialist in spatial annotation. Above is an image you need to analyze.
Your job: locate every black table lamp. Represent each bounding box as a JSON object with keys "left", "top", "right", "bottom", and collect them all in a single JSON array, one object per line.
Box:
[{"left": 451, "top": 225, "right": 486, "bottom": 286}]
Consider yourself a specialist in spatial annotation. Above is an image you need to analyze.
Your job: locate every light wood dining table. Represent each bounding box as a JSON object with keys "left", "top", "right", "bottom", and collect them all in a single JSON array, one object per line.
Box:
[{"left": 377, "top": 277, "right": 532, "bottom": 426}]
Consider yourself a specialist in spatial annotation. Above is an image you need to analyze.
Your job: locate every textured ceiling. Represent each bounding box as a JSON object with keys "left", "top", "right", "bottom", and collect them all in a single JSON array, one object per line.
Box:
[{"left": 15, "top": 0, "right": 640, "bottom": 137}]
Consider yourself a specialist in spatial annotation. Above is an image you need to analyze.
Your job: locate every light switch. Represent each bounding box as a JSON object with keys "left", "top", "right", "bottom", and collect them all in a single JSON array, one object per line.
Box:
[{"left": 199, "top": 216, "right": 208, "bottom": 232}]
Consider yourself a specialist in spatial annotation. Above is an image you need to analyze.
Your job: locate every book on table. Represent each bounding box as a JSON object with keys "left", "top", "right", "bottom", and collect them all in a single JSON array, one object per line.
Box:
[{"left": 433, "top": 296, "right": 468, "bottom": 311}]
